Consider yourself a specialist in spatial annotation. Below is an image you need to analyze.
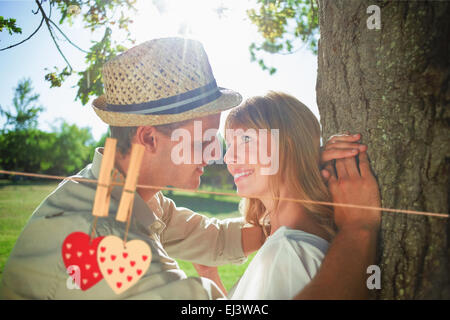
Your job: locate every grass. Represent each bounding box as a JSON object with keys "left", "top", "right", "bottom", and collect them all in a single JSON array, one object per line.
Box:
[
  {"left": 0, "top": 180, "right": 252, "bottom": 293},
  {"left": 0, "top": 180, "right": 58, "bottom": 281}
]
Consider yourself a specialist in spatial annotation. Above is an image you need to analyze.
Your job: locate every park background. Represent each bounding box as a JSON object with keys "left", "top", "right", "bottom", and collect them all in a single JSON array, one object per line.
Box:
[
  {"left": 2, "top": 0, "right": 449, "bottom": 300},
  {"left": 0, "top": 0, "right": 319, "bottom": 292}
]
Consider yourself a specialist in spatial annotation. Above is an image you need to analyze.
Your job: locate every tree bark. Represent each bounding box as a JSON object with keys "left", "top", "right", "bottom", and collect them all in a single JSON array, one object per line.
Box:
[{"left": 316, "top": 0, "right": 450, "bottom": 299}]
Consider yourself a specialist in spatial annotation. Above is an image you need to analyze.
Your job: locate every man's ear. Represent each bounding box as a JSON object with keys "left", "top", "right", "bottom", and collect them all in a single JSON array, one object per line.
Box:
[{"left": 135, "top": 126, "right": 158, "bottom": 153}]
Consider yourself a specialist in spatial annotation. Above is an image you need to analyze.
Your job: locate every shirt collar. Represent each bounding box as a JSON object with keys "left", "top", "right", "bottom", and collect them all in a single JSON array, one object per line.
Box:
[
  {"left": 91, "top": 147, "right": 123, "bottom": 181},
  {"left": 90, "top": 147, "right": 165, "bottom": 236}
]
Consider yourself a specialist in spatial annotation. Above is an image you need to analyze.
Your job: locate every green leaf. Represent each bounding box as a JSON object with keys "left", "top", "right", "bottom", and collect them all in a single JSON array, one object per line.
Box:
[
  {"left": 0, "top": 17, "right": 22, "bottom": 35},
  {"left": 247, "top": 0, "right": 319, "bottom": 74},
  {"left": 44, "top": 66, "right": 72, "bottom": 88}
]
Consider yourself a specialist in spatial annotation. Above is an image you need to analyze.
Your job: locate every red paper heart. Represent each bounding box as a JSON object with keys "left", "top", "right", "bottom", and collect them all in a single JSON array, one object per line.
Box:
[{"left": 62, "top": 232, "right": 104, "bottom": 291}]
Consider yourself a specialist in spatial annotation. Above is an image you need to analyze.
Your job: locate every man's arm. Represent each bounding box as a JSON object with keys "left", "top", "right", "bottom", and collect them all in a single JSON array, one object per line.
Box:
[
  {"left": 294, "top": 226, "right": 378, "bottom": 299},
  {"left": 157, "top": 192, "right": 248, "bottom": 266},
  {"left": 295, "top": 150, "right": 381, "bottom": 299}
]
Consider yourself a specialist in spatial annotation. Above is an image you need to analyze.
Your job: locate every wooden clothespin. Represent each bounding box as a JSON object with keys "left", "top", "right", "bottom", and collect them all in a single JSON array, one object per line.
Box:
[
  {"left": 92, "top": 138, "right": 117, "bottom": 218},
  {"left": 116, "top": 143, "right": 145, "bottom": 223}
]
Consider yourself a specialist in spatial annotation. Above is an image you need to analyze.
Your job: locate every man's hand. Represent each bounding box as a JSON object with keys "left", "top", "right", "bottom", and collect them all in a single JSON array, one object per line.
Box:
[
  {"left": 294, "top": 149, "right": 380, "bottom": 299},
  {"left": 326, "top": 150, "right": 381, "bottom": 231},
  {"left": 294, "top": 148, "right": 381, "bottom": 300}
]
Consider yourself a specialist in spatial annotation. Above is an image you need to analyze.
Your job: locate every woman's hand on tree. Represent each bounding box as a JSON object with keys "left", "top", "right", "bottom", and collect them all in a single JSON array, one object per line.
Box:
[{"left": 320, "top": 132, "right": 367, "bottom": 167}]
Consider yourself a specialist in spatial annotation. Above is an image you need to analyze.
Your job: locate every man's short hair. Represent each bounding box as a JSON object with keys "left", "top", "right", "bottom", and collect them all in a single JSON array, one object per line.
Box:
[{"left": 109, "top": 119, "right": 194, "bottom": 156}]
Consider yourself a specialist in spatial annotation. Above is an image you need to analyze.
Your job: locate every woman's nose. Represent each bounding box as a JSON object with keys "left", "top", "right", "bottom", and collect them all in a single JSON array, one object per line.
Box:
[{"left": 223, "top": 144, "right": 236, "bottom": 164}]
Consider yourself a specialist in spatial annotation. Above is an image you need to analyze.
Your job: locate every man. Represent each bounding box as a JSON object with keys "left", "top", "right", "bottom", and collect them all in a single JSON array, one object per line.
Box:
[{"left": 0, "top": 38, "right": 377, "bottom": 299}]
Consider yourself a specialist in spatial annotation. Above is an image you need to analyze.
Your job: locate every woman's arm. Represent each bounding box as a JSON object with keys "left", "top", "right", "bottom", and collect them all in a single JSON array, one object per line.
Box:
[
  {"left": 241, "top": 225, "right": 265, "bottom": 256},
  {"left": 192, "top": 263, "right": 227, "bottom": 296}
]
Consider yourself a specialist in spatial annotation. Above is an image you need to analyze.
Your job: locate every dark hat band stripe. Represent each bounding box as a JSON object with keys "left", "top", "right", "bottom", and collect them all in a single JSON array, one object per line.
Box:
[{"left": 104, "top": 80, "right": 222, "bottom": 115}]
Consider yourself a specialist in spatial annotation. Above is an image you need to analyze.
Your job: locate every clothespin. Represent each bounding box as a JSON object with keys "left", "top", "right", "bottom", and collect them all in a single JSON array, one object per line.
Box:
[
  {"left": 92, "top": 138, "right": 117, "bottom": 218},
  {"left": 116, "top": 143, "right": 145, "bottom": 223}
]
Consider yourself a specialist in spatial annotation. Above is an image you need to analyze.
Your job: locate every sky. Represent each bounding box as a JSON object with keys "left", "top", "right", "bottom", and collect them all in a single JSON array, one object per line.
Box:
[{"left": 0, "top": 0, "right": 319, "bottom": 141}]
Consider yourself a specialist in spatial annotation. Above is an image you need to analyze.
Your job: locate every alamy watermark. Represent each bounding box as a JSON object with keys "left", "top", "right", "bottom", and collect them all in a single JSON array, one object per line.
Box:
[
  {"left": 367, "top": 265, "right": 381, "bottom": 290},
  {"left": 170, "top": 121, "right": 280, "bottom": 175},
  {"left": 367, "top": 5, "right": 381, "bottom": 30},
  {"left": 66, "top": 265, "right": 81, "bottom": 290}
]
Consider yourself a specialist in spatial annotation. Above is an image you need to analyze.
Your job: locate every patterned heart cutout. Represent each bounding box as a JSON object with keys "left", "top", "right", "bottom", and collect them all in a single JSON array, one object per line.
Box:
[
  {"left": 62, "top": 232, "right": 104, "bottom": 291},
  {"left": 97, "top": 235, "right": 151, "bottom": 295}
]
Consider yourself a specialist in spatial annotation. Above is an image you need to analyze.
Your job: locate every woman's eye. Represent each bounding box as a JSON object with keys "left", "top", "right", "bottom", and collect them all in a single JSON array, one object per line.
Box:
[{"left": 242, "top": 135, "right": 251, "bottom": 143}]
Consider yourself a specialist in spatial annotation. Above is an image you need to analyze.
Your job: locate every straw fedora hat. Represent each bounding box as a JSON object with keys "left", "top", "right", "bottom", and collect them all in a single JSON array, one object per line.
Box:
[{"left": 92, "top": 37, "right": 242, "bottom": 126}]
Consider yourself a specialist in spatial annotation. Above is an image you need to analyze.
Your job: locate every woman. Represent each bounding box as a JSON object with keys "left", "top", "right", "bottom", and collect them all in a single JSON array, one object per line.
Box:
[{"left": 195, "top": 91, "right": 378, "bottom": 299}]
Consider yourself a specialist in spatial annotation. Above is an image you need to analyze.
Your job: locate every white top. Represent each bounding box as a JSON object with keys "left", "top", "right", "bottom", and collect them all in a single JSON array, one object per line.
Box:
[{"left": 229, "top": 226, "right": 329, "bottom": 300}]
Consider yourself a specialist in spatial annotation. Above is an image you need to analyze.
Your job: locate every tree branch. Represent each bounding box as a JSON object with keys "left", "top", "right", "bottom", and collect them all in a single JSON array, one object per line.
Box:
[
  {"left": 31, "top": 0, "right": 42, "bottom": 15},
  {"left": 0, "top": 16, "right": 44, "bottom": 51},
  {"left": 48, "top": 19, "right": 88, "bottom": 53},
  {"left": 35, "top": 0, "right": 73, "bottom": 71},
  {"left": 0, "top": 0, "right": 81, "bottom": 69}
]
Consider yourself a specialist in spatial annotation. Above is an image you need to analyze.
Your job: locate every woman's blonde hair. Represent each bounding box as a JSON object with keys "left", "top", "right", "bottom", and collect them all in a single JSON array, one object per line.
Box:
[{"left": 225, "top": 91, "right": 337, "bottom": 240}]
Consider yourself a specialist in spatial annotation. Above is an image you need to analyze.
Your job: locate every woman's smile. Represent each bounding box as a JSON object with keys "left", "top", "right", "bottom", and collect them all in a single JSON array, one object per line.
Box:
[{"left": 233, "top": 169, "right": 255, "bottom": 183}]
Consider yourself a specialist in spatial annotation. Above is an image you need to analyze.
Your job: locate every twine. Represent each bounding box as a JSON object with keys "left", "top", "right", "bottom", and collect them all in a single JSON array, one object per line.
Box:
[
  {"left": 123, "top": 206, "right": 132, "bottom": 247},
  {"left": 0, "top": 169, "right": 448, "bottom": 219}
]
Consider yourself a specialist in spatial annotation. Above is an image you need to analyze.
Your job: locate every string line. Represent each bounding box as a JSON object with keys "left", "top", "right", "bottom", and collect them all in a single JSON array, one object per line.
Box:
[
  {"left": 123, "top": 206, "right": 132, "bottom": 247},
  {"left": 0, "top": 169, "right": 448, "bottom": 219},
  {"left": 89, "top": 216, "right": 98, "bottom": 243}
]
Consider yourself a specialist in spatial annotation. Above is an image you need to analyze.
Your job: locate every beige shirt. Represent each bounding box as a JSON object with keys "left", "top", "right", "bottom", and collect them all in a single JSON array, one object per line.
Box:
[{"left": 0, "top": 148, "right": 246, "bottom": 299}]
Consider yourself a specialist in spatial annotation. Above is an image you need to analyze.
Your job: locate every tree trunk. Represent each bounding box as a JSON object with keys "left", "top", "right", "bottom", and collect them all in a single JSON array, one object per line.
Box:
[{"left": 316, "top": 0, "right": 449, "bottom": 299}]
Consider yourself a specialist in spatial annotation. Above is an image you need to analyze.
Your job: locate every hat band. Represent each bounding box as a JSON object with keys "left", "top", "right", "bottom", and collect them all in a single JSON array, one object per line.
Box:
[{"left": 104, "top": 80, "right": 222, "bottom": 115}]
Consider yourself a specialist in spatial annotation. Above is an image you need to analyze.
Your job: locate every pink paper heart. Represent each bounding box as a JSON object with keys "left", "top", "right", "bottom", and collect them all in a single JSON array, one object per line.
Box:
[{"left": 97, "top": 235, "right": 151, "bottom": 294}]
